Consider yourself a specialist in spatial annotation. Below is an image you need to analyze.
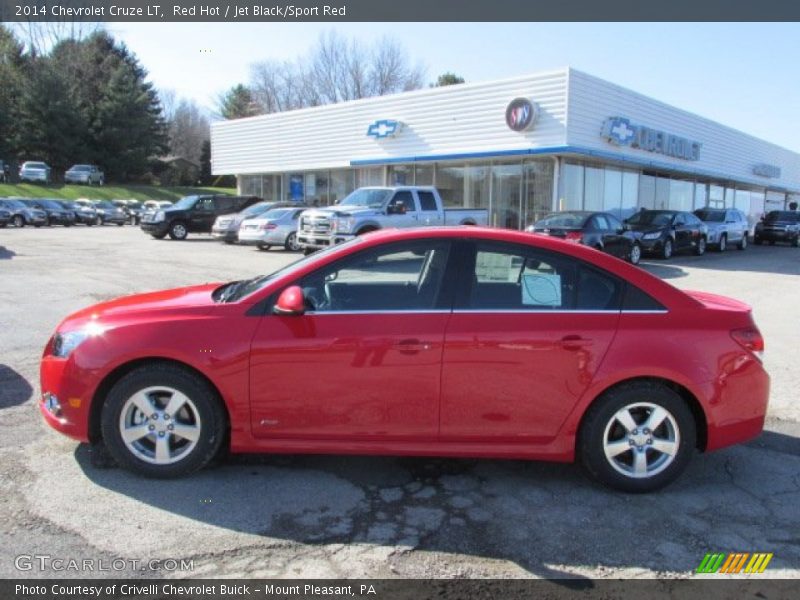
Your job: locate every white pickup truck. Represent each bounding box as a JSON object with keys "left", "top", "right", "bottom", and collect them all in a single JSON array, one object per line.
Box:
[{"left": 297, "top": 186, "right": 488, "bottom": 252}]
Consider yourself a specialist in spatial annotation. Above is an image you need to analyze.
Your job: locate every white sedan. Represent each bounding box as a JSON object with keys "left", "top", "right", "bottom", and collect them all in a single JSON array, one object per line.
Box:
[{"left": 237, "top": 206, "right": 306, "bottom": 251}]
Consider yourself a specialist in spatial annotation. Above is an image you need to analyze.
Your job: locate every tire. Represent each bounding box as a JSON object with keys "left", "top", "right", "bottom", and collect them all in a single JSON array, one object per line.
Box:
[
  {"left": 628, "top": 243, "right": 641, "bottom": 265},
  {"left": 793, "top": 236, "right": 799, "bottom": 248},
  {"left": 257, "top": 244, "right": 272, "bottom": 251},
  {"left": 151, "top": 233, "right": 167, "bottom": 240},
  {"left": 13, "top": 215, "right": 24, "bottom": 228},
  {"left": 738, "top": 235, "right": 748, "bottom": 250},
  {"left": 100, "top": 363, "right": 226, "bottom": 478},
  {"left": 303, "top": 247, "right": 316, "bottom": 256},
  {"left": 578, "top": 381, "right": 697, "bottom": 493},
  {"left": 661, "top": 238, "right": 673, "bottom": 260},
  {"left": 168, "top": 221, "right": 188, "bottom": 240},
  {"left": 694, "top": 236, "right": 706, "bottom": 256},
  {"left": 356, "top": 227, "right": 378, "bottom": 236},
  {"left": 754, "top": 237, "right": 762, "bottom": 245},
  {"left": 117, "top": 222, "right": 124, "bottom": 227},
  {"left": 717, "top": 234, "right": 727, "bottom": 252},
  {"left": 284, "top": 231, "right": 300, "bottom": 252},
  {"left": 95, "top": 216, "right": 103, "bottom": 226}
]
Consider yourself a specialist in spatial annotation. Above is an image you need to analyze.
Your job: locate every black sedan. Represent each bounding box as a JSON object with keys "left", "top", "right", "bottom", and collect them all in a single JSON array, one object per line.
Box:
[
  {"left": 624, "top": 210, "right": 708, "bottom": 259},
  {"left": 93, "top": 201, "right": 128, "bottom": 226},
  {"left": 58, "top": 200, "right": 98, "bottom": 225},
  {"left": 27, "top": 199, "right": 75, "bottom": 226},
  {"left": 527, "top": 211, "right": 641, "bottom": 264},
  {"left": 754, "top": 211, "right": 800, "bottom": 247}
]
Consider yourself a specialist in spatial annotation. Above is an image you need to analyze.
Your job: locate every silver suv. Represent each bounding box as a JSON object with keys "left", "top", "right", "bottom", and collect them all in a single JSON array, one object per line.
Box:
[
  {"left": 693, "top": 208, "right": 749, "bottom": 251},
  {"left": 65, "top": 164, "right": 104, "bottom": 185}
]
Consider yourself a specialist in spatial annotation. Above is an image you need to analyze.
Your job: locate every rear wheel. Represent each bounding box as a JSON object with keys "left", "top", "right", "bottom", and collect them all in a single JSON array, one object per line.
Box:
[
  {"left": 579, "top": 381, "right": 696, "bottom": 493},
  {"left": 257, "top": 244, "right": 272, "bottom": 251},
  {"left": 13, "top": 215, "right": 24, "bottom": 228},
  {"left": 793, "top": 236, "right": 799, "bottom": 248},
  {"left": 168, "top": 221, "right": 188, "bottom": 240},
  {"left": 284, "top": 231, "right": 300, "bottom": 252},
  {"left": 738, "top": 235, "right": 748, "bottom": 250},
  {"left": 117, "top": 222, "right": 124, "bottom": 227},
  {"left": 100, "top": 363, "right": 226, "bottom": 478},
  {"left": 717, "top": 234, "right": 727, "bottom": 252}
]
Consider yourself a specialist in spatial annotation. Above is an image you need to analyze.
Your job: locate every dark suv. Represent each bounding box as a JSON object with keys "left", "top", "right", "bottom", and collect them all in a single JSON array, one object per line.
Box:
[
  {"left": 754, "top": 211, "right": 800, "bottom": 246},
  {"left": 140, "top": 194, "right": 261, "bottom": 240}
]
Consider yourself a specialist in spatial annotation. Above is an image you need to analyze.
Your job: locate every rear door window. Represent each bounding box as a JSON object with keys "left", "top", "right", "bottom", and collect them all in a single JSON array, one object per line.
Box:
[{"left": 418, "top": 191, "right": 438, "bottom": 212}]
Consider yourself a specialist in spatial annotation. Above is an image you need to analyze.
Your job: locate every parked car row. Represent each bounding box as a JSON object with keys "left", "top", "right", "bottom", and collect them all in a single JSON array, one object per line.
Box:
[
  {"left": 10, "top": 161, "right": 105, "bottom": 185},
  {"left": 527, "top": 207, "right": 759, "bottom": 264},
  {"left": 0, "top": 197, "right": 168, "bottom": 227}
]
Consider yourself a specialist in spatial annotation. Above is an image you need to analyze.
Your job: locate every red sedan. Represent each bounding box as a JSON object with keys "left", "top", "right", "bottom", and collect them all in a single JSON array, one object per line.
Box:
[{"left": 40, "top": 227, "right": 769, "bottom": 492}]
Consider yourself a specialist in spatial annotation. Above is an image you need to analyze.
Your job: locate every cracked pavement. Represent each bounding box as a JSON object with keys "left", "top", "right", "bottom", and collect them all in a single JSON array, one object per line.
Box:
[{"left": 1, "top": 226, "right": 798, "bottom": 579}]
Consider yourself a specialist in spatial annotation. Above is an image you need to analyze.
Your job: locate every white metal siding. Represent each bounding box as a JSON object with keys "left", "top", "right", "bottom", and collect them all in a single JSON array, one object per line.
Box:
[
  {"left": 211, "top": 69, "right": 569, "bottom": 175},
  {"left": 566, "top": 69, "right": 800, "bottom": 191}
]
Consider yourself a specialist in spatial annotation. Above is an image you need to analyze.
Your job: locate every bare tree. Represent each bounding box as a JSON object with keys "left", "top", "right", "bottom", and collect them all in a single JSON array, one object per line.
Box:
[
  {"left": 164, "top": 98, "right": 209, "bottom": 164},
  {"left": 13, "top": 20, "right": 100, "bottom": 56}
]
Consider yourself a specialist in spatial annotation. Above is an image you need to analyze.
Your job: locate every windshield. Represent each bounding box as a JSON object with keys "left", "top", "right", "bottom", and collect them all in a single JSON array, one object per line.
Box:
[
  {"left": 171, "top": 196, "right": 198, "bottom": 210},
  {"left": 2, "top": 199, "right": 26, "bottom": 209},
  {"left": 694, "top": 210, "right": 724, "bottom": 222},
  {"left": 220, "top": 238, "right": 365, "bottom": 303},
  {"left": 39, "top": 200, "right": 63, "bottom": 209},
  {"left": 241, "top": 202, "right": 272, "bottom": 216},
  {"left": 535, "top": 213, "right": 588, "bottom": 228},
  {"left": 95, "top": 201, "right": 114, "bottom": 209},
  {"left": 25, "top": 162, "right": 47, "bottom": 169},
  {"left": 626, "top": 211, "right": 675, "bottom": 227},
  {"left": 338, "top": 188, "right": 391, "bottom": 208}
]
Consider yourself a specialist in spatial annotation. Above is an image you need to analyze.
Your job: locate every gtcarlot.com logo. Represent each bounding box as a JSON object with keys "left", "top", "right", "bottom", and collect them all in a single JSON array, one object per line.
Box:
[
  {"left": 696, "top": 552, "right": 773, "bottom": 574},
  {"left": 15, "top": 554, "right": 194, "bottom": 572}
]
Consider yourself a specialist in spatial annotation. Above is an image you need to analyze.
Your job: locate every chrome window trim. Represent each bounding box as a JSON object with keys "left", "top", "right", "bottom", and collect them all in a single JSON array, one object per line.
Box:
[{"left": 291, "top": 309, "right": 669, "bottom": 316}]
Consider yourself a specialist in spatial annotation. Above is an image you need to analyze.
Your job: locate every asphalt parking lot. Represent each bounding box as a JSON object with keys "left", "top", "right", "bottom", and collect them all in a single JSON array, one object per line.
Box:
[{"left": 1, "top": 225, "right": 798, "bottom": 579}]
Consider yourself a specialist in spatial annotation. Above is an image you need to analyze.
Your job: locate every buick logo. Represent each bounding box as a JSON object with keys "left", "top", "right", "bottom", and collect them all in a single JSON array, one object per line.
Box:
[{"left": 505, "top": 98, "right": 537, "bottom": 132}]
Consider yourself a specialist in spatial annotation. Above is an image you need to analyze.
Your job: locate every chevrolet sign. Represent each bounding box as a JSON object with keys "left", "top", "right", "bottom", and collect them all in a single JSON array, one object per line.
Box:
[{"left": 602, "top": 117, "right": 701, "bottom": 161}]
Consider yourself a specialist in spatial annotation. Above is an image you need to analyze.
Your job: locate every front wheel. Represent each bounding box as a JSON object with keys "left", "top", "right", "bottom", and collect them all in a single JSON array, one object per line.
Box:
[
  {"left": 117, "top": 222, "right": 124, "bottom": 227},
  {"left": 695, "top": 236, "right": 706, "bottom": 256},
  {"left": 257, "top": 244, "right": 272, "bottom": 251},
  {"left": 100, "top": 363, "right": 226, "bottom": 478},
  {"left": 628, "top": 243, "right": 641, "bottom": 265},
  {"left": 284, "top": 231, "right": 300, "bottom": 252},
  {"left": 579, "top": 381, "right": 696, "bottom": 493},
  {"left": 661, "top": 239, "right": 673, "bottom": 260},
  {"left": 13, "top": 215, "right": 24, "bottom": 228},
  {"left": 150, "top": 233, "right": 167, "bottom": 240},
  {"left": 168, "top": 221, "right": 188, "bottom": 240}
]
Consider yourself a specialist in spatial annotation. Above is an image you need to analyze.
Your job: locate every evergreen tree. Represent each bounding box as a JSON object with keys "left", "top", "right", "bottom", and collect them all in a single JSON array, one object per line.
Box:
[
  {"left": 433, "top": 72, "right": 465, "bottom": 87},
  {"left": 0, "top": 26, "right": 26, "bottom": 161},
  {"left": 218, "top": 84, "right": 258, "bottom": 119}
]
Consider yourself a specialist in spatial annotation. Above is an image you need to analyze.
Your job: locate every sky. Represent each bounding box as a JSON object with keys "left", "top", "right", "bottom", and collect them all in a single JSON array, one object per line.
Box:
[{"left": 110, "top": 22, "right": 800, "bottom": 152}]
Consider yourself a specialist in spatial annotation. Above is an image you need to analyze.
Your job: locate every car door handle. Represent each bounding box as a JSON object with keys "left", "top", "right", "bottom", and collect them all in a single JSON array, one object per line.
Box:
[
  {"left": 396, "top": 339, "right": 432, "bottom": 354},
  {"left": 560, "top": 335, "right": 592, "bottom": 350}
]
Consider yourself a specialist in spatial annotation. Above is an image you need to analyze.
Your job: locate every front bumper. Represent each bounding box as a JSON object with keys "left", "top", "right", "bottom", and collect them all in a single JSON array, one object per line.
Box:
[
  {"left": 755, "top": 228, "right": 797, "bottom": 242},
  {"left": 39, "top": 355, "right": 93, "bottom": 443},
  {"left": 637, "top": 237, "right": 666, "bottom": 254},
  {"left": 211, "top": 228, "right": 238, "bottom": 242},
  {"left": 65, "top": 175, "right": 89, "bottom": 184},
  {"left": 49, "top": 214, "right": 75, "bottom": 225},
  {"left": 21, "top": 172, "right": 49, "bottom": 182},
  {"left": 298, "top": 233, "right": 355, "bottom": 249},
  {"left": 141, "top": 221, "right": 169, "bottom": 236}
]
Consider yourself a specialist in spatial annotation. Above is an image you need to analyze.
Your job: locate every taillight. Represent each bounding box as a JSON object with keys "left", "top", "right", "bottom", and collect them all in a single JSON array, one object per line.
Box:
[
  {"left": 565, "top": 231, "right": 583, "bottom": 243},
  {"left": 731, "top": 327, "right": 764, "bottom": 361},
  {"left": 260, "top": 223, "right": 277, "bottom": 230}
]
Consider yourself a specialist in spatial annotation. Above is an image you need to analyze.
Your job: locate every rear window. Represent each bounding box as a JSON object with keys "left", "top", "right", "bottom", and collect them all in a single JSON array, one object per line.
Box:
[
  {"left": 418, "top": 191, "right": 438, "bottom": 211},
  {"left": 764, "top": 211, "right": 799, "bottom": 223},
  {"left": 622, "top": 284, "right": 666, "bottom": 311}
]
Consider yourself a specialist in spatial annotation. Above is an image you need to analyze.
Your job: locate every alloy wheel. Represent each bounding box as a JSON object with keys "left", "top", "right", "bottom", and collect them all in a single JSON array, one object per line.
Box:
[
  {"left": 602, "top": 402, "right": 680, "bottom": 479},
  {"left": 629, "top": 243, "right": 641, "bottom": 265},
  {"left": 118, "top": 386, "right": 202, "bottom": 465}
]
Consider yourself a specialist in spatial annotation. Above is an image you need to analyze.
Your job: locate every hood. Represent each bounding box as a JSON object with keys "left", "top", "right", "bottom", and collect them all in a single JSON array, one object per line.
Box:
[
  {"left": 305, "top": 206, "right": 382, "bottom": 218},
  {"left": 625, "top": 222, "right": 669, "bottom": 233},
  {"left": 60, "top": 283, "right": 221, "bottom": 329}
]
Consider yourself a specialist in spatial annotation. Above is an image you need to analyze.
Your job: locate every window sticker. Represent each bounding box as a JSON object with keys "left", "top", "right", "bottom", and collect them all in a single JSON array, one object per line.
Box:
[
  {"left": 522, "top": 274, "right": 562, "bottom": 307},
  {"left": 476, "top": 253, "right": 516, "bottom": 282}
]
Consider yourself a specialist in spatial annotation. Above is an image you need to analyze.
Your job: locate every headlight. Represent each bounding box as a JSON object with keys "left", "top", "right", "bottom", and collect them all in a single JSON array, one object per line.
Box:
[
  {"left": 153, "top": 210, "right": 165, "bottom": 222},
  {"left": 333, "top": 217, "right": 355, "bottom": 233},
  {"left": 52, "top": 322, "right": 105, "bottom": 358},
  {"left": 642, "top": 232, "right": 662, "bottom": 240}
]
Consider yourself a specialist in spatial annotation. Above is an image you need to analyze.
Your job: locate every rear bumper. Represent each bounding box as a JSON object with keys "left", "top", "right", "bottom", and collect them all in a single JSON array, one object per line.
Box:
[{"left": 211, "top": 229, "right": 238, "bottom": 242}]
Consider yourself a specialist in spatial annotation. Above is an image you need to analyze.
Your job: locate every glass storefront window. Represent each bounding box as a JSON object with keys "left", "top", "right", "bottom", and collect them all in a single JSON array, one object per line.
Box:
[
  {"left": 465, "top": 164, "right": 490, "bottom": 211},
  {"left": 725, "top": 187, "right": 737, "bottom": 209},
  {"left": 523, "top": 160, "right": 554, "bottom": 226},
  {"left": 437, "top": 165, "right": 465, "bottom": 207},
  {"left": 603, "top": 169, "right": 622, "bottom": 216},
  {"left": 286, "top": 173, "right": 305, "bottom": 202},
  {"left": 388, "top": 164, "right": 413, "bottom": 186},
  {"left": 329, "top": 169, "right": 355, "bottom": 204},
  {"left": 304, "top": 172, "right": 329, "bottom": 206},
  {"left": 694, "top": 182, "right": 707, "bottom": 210},
  {"left": 415, "top": 164, "right": 434, "bottom": 186},
  {"left": 621, "top": 171, "right": 638, "bottom": 220},
  {"left": 491, "top": 162, "right": 522, "bottom": 229},
  {"left": 708, "top": 185, "right": 724, "bottom": 208},
  {"left": 584, "top": 166, "right": 604, "bottom": 212},
  {"left": 239, "top": 175, "right": 261, "bottom": 197},
  {"left": 734, "top": 189, "right": 751, "bottom": 216},
  {"left": 638, "top": 175, "right": 656, "bottom": 210},
  {"left": 356, "top": 167, "right": 384, "bottom": 187},
  {"left": 561, "top": 163, "right": 583, "bottom": 211},
  {"left": 655, "top": 177, "right": 670, "bottom": 210},
  {"left": 669, "top": 179, "right": 694, "bottom": 212}
]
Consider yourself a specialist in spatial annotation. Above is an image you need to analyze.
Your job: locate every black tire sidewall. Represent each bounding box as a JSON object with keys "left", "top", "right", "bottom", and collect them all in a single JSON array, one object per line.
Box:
[
  {"left": 579, "top": 382, "right": 697, "bottom": 493},
  {"left": 100, "top": 364, "right": 226, "bottom": 478},
  {"left": 168, "top": 221, "right": 188, "bottom": 240},
  {"left": 285, "top": 232, "right": 297, "bottom": 251}
]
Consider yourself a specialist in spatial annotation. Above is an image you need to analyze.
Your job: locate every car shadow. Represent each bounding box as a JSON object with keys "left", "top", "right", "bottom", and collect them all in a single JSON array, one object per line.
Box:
[
  {"left": 655, "top": 245, "right": 800, "bottom": 276},
  {"left": 0, "top": 364, "right": 34, "bottom": 408},
  {"left": 0, "top": 246, "right": 16, "bottom": 260},
  {"left": 72, "top": 435, "right": 799, "bottom": 580}
]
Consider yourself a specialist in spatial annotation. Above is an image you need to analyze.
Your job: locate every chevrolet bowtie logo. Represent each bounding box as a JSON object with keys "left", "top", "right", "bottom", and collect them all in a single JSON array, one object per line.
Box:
[
  {"left": 367, "top": 119, "right": 403, "bottom": 139},
  {"left": 603, "top": 117, "right": 636, "bottom": 145}
]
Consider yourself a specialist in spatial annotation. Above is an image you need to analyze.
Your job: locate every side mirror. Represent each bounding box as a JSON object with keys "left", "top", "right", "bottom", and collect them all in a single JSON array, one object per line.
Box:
[{"left": 273, "top": 285, "right": 305, "bottom": 315}]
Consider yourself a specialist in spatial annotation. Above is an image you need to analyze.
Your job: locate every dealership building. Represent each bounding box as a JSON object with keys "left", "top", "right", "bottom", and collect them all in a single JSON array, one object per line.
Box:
[{"left": 211, "top": 67, "right": 800, "bottom": 230}]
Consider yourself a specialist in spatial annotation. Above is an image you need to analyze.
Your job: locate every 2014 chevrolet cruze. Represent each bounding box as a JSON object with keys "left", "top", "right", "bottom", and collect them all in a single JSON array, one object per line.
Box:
[{"left": 40, "top": 227, "right": 769, "bottom": 492}]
